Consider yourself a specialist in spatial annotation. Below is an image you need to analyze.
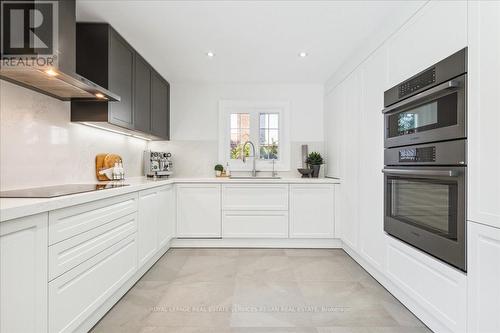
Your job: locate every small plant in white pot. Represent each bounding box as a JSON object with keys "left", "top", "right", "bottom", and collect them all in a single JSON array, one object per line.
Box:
[
  {"left": 306, "top": 152, "right": 324, "bottom": 178},
  {"left": 214, "top": 164, "right": 224, "bottom": 177}
]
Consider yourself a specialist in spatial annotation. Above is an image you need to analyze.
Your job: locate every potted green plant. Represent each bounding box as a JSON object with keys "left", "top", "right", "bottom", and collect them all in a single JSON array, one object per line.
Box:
[
  {"left": 214, "top": 164, "right": 224, "bottom": 177},
  {"left": 306, "top": 152, "right": 324, "bottom": 178}
]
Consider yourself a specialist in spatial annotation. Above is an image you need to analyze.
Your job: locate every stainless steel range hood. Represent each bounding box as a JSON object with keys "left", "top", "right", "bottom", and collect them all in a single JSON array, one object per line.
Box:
[{"left": 0, "top": 0, "right": 119, "bottom": 101}]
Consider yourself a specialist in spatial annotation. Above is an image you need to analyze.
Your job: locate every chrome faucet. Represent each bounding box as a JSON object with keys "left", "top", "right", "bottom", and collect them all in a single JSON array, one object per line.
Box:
[{"left": 242, "top": 141, "right": 257, "bottom": 177}]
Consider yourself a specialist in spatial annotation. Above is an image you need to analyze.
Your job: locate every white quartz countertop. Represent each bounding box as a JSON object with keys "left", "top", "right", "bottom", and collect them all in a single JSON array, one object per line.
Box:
[{"left": 0, "top": 176, "right": 340, "bottom": 222}]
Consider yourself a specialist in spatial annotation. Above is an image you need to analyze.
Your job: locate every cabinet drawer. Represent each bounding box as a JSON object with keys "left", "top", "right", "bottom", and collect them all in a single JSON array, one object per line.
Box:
[
  {"left": 49, "top": 233, "right": 137, "bottom": 333},
  {"left": 48, "top": 212, "right": 137, "bottom": 281},
  {"left": 223, "top": 211, "right": 288, "bottom": 238},
  {"left": 222, "top": 184, "right": 288, "bottom": 210},
  {"left": 49, "top": 193, "right": 138, "bottom": 245}
]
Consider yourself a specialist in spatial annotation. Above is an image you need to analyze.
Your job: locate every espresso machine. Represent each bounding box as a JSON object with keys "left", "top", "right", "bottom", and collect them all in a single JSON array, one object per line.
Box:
[{"left": 143, "top": 151, "right": 173, "bottom": 178}]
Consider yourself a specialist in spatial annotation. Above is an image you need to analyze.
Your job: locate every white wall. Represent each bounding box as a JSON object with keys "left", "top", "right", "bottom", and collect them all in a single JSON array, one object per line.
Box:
[
  {"left": 151, "top": 83, "right": 326, "bottom": 178},
  {"left": 0, "top": 81, "right": 148, "bottom": 190}
]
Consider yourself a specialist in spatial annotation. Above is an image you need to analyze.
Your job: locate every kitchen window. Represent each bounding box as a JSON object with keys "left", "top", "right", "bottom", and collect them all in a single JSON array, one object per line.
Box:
[{"left": 219, "top": 101, "right": 290, "bottom": 171}]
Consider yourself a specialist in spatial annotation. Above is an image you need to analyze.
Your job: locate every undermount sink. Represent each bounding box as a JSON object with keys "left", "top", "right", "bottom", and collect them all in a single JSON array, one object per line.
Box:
[{"left": 229, "top": 176, "right": 281, "bottom": 180}]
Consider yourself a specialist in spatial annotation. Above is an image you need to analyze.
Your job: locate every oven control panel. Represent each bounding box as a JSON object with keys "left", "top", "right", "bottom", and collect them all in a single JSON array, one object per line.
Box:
[
  {"left": 399, "top": 146, "right": 436, "bottom": 163},
  {"left": 384, "top": 139, "right": 466, "bottom": 166}
]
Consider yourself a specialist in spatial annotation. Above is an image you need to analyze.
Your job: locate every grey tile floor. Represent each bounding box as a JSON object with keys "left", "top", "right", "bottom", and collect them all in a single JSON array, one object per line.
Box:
[{"left": 90, "top": 248, "right": 432, "bottom": 333}]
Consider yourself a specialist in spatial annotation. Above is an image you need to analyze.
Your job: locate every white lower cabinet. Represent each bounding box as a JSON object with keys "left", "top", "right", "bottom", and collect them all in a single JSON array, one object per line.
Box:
[
  {"left": 49, "top": 234, "right": 138, "bottom": 333},
  {"left": 385, "top": 238, "right": 467, "bottom": 333},
  {"left": 222, "top": 184, "right": 289, "bottom": 238},
  {"left": 468, "top": 221, "right": 500, "bottom": 333},
  {"left": 176, "top": 183, "right": 221, "bottom": 238},
  {"left": 223, "top": 211, "right": 288, "bottom": 238},
  {"left": 0, "top": 214, "right": 48, "bottom": 333},
  {"left": 157, "top": 185, "right": 176, "bottom": 248},
  {"left": 138, "top": 188, "right": 160, "bottom": 266},
  {"left": 289, "top": 184, "right": 335, "bottom": 238}
]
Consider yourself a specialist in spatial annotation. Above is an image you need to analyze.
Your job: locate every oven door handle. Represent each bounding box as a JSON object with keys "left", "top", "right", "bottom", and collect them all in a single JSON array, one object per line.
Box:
[
  {"left": 382, "top": 168, "right": 459, "bottom": 177},
  {"left": 382, "top": 79, "right": 460, "bottom": 114}
]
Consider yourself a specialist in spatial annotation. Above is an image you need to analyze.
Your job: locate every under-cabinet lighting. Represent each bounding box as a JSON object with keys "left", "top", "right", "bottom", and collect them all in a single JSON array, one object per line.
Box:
[
  {"left": 298, "top": 52, "right": 308, "bottom": 58},
  {"left": 95, "top": 93, "right": 107, "bottom": 99},
  {"left": 80, "top": 122, "right": 152, "bottom": 141},
  {"left": 45, "top": 69, "right": 58, "bottom": 76}
]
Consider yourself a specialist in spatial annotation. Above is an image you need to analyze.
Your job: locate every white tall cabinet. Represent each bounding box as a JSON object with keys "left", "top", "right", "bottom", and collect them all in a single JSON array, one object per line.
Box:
[
  {"left": 467, "top": 2, "right": 500, "bottom": 332},
  {"left": 0, "top": 214, "right": 48, "bottom": 333},
  {"left": 467, "top": 0, "right": 500, "bottom": 229}
]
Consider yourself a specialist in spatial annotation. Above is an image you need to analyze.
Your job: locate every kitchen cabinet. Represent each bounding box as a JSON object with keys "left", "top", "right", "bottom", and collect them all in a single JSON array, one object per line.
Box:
[
  {"left": 108, "top": 28, "right": 135, "bottom": 128},
  {"left": 157, "top": 185, "right": 176, "bottom": 248},
  {"left": 72, "top": 23, "right": 170, "bottom": 140},
  {"left": 134, "top": 53, "right": 152, "bottom": 133},
  {"left": 337, "top": 70, "right": 361, "bottom": 250},
  {"left": 176, "top": 184, "right": 221, "bottom": 238},
  {"left": 49, "top": 234, "right": 137, "bottom": 333},
  {"left": 386, "top": 237, "right": 467, "bottom": 333},
  {"left": 467, "top": 0, "right": 500, "bottom": 229},
  {"left": 223, "top": 211, "right": 289, "bottom": 238},
  {"left": 0, "top": 214, "right": 48, "bottom": 333},
  {"left": 151, "top": 71, "right": 170, "bottom": 139},
  {"left": 289, "top": 184, "right": 335, "bottom": 238},
  {"left": 468, "top": 221, "right": 500, "bottom": 333},
  {"left": 386, "top": 0, "right": 467, "bottom": 86},
  {"left": 222, "top": 184, "right": 288, "bottom": 238},
  {"left": 222, "top": 184, "right": 288, "bottom": 211},
  {"left": 138, "top": 188, "right": 160, "bottom": 266},
  {"left": 357, "top": 47, "right": 387, "bottom": 271}
]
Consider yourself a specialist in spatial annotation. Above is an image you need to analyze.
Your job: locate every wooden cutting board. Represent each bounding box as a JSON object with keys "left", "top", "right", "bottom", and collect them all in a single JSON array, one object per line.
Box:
[{"left": 95, "top": 153, "right": 122, "bottom": 181}]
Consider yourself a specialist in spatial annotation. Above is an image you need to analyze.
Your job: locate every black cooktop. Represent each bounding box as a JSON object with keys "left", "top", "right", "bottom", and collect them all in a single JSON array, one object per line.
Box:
[{"left": 0, "top": 183, "right": 130, "bottom": 198}]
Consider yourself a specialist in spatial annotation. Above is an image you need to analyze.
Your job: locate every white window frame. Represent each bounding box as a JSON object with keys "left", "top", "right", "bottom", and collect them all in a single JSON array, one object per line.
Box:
[{"left": 218, "top": 100, "right": 290, "bottom": 172}]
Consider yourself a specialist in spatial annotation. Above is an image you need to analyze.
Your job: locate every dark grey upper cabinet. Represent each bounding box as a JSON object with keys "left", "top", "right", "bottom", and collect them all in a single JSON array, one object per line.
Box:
[
  {"left": 109, "top": 29, "right": 134, "bottom": 129},
  {"left": 151, "top": 72, "right": 170, "bottom": 140},
  {"left": 72, "top": 23, "right": 170, "bottom": 140},
  {"left": 134, "top": 54, "right": 151, "bottom": 133}
]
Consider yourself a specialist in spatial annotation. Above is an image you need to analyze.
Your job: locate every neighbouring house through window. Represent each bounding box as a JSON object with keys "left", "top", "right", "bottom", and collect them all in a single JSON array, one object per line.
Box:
[{"left": 219, "top": 101, "right": 290, "bottom": 172}]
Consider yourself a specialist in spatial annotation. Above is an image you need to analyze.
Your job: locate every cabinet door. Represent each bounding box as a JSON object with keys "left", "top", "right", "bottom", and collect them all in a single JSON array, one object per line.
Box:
[
  {"left": 49, "top": 234, "right": 137, "bottom": 333},
  {"left": 289, "top": 184, "right": 335, "bottom": 238},
  {"left": 134, "top": 54, "right": 151, "bottom": 133},
  {"left": 223, "top": 211, "right": 288, "bottom": 238},
  {"left": 138, "top": 189, "right": 159, "bottom": 266},
  {"left": 158, "top": 185, "right": 176, "bottom": 248},
  {"left": 468, "top": 221, "right": 500, "bottom": 333},
  {"left": 109, "top": 28, "right": 134, "bottom": 129},
  {"left": 151, "top": 71, "right": 170, "bottom": 139},
  {"left": 176, "top": 184, "right": 221, "bottom": 238},
  {"left": 0, "top": 214, "right": 48, "bottom": 333},
  {"left": 338, "top": 71, "right": 361, "bottom": 249},
  {"left": 468, "top": 0, "right": 500, "bottom": 228}
]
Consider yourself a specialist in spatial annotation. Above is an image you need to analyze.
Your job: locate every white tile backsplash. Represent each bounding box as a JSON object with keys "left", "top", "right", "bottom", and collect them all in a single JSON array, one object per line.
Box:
[
  {"left": 0, "top": 80, "right": 148, "bottom": 190},
  {"left": 149, "top": 140, "right": 325, "bottom": 178}
]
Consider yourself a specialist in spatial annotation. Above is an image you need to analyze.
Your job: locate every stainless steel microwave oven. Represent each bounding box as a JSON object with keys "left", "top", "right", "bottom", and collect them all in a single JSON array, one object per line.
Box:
[{"left": 383, "top": 48, "right": 467, "bottom": 149}]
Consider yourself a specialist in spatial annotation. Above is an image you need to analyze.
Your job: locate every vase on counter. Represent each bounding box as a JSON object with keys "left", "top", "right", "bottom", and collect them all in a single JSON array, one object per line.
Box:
[{"left": 311, "top": 164, "right": 321, "bottom": 178}]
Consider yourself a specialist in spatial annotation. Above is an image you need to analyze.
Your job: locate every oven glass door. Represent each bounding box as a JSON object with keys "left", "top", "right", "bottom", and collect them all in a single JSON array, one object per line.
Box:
[
  {"left": 383, "top": 167, "right": 466, "bottom": 271},
  {"left": 384, "top": 74, "right": 466, "bottom": 148},
  {"left": 387, "top": 177, "right": 458, "bottom": 239},
  {"left": 387, "top": 92, "right": 457, "bottom": 139}
]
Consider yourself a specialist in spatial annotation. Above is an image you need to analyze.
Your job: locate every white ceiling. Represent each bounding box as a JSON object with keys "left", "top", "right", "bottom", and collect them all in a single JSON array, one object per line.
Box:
[{"left": 76, "top": 0, "right": 424, "bottom": 84}]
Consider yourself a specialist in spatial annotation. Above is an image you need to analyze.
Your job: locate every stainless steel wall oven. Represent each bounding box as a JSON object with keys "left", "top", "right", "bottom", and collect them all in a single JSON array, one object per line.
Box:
[{"left": 382, "top": 48, "right": 467, "bottom": 271}]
